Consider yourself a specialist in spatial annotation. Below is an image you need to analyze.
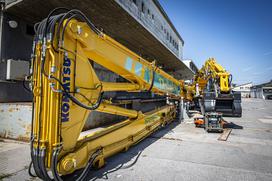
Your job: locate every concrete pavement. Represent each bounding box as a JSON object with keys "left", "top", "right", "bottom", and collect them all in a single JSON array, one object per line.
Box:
[{"left": 1, "top": 98, "right": 272, "bottom": 181}]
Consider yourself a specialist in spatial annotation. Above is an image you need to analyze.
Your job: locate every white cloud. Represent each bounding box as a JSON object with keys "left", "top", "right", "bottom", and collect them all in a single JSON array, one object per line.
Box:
[
  {"left": 252, "top": 72, "right": 264, "bottom": 76},
  {"left": 242, "top": 66, "right": 253, "bottom": 72}
]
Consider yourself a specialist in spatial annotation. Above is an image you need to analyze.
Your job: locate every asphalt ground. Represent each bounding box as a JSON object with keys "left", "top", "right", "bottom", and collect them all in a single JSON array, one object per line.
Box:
[{"left": 1, "top": 98, "right": 272, "bottom": 181}]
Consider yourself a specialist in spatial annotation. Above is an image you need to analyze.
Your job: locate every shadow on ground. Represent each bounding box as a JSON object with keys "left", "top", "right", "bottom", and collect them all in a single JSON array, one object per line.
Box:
[
  {"left": 63, "top": 120, "right": 180, "bottom": 181},
  {"left": 223, "top": 122, "right": 243, "bottom": 129}
]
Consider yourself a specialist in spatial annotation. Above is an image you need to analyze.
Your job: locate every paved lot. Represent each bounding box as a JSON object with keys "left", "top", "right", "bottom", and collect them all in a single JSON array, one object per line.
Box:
[{"left": 1, "top": 98, "right": 272, "bottom": 181}]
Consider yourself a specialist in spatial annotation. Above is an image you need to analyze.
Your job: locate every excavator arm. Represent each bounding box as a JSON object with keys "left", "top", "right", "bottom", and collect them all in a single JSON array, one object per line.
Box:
[
  {"left": 30, "top": 9, "right": 184, "bottom": 180},
  {"left": 194, "top": 58, "right": 231, "bottom": 94}
]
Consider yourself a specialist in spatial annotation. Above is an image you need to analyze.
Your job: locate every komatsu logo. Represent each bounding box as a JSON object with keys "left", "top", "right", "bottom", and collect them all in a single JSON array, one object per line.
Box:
[{"left": 61, "top": 57, "right": 71, "bottom": 122}]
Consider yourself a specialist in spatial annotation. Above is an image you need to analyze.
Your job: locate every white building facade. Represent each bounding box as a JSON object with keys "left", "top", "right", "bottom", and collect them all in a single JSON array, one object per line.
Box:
[
  {"left": 250, "top": 81, "right": 272, "bottom": 100},
  {"left": 233, "top": 83, "right": 252, "bottom": 98}
]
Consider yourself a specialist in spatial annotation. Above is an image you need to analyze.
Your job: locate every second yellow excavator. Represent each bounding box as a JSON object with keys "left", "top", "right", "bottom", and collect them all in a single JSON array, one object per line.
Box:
[{"left": 192, "top": 58, "right": 242, "bottom": 117}]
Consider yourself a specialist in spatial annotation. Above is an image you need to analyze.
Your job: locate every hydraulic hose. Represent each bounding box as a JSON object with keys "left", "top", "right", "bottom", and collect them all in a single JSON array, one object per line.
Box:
[
  {"left": 56, "top": 9, "right": 100, "bottom": 44},
  {"left": 43, "top": 7, "right": 70, "bottom": 39},
  {"left": 51, "top": 75, "right": 104, "bottom": 110},
  {"left": 31, "top": 18, "right": 47, "bottom": 180},
  {"left": 49, "top": 14, "right": 66, "bottom": 52},
  {"left": 60, "top": 14, "right": 80, "bottom": 43},
  {"left": 28, "top": 161, "right": 36, "bottom": 177},
  {"left": 32, "top": 148, "right": 44, "bottom": 179},
  {"left": 148, "top": 66, "right": 157, "bottom": 92},
  {"left": 51, "top": 147, "right": 63, "bottom": 181},
  {"left": 35, "top": 8, "right": 105, "bottom": 110},
  {"left": 31, "top": 9, "right": 106, "bottom": 180},
  {"left": 51, "top": 147, "right": 102, "bottom": 181},
  {"left": 39, "top": 148, "right": 52, "bottom": 181},
  {"left": 148, "top": 70, "right": 155, "bottom": 92},
  {"left": 29, "top": 26, "right": 39, "bottom": 178}
]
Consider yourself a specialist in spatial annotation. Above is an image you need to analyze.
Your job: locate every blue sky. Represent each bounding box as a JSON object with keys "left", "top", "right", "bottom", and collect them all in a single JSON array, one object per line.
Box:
[{"left": 159, "top": 0, "right": 272, "bottom": 85}]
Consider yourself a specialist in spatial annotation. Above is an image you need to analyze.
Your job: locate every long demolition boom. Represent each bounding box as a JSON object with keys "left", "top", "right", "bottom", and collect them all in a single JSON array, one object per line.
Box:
[{"left": 30, "top": 8, "right": 185, "bottom": 180}]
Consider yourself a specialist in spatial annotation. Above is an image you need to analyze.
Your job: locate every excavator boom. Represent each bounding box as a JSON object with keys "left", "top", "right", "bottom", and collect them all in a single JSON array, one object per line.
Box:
[{"left": 29, "top": 9, "right": 184, "bottom": 180}]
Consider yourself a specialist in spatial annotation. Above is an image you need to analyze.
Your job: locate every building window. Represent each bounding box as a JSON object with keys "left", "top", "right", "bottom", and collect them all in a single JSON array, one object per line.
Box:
[
  {"left": 170, "top": 36, "right": 172, "bottom": 43},
  {"left": 151, "top": 14, "right": 154, "bottom": 19},
  {"left": 141, "top": 2, "right": 145, "bottom": 13},
  {"left": 147, "top": 9, "right": 150, "bottom": 15},
  {"left": 132, "top": 0, "right": 137, "bottom": 4},
  {"left": 167, "top": 32, "right": 169, "bottom": 40}
]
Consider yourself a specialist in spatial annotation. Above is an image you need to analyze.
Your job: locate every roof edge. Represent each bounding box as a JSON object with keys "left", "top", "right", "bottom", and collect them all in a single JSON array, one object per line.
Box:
[{"left": 153, "top": 0, "right": 184, "bottom": 45}]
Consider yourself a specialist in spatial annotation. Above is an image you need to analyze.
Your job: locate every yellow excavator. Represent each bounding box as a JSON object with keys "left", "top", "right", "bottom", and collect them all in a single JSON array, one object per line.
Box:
[
  {"left": 29, "top": 8, "right": 187, "bottom": 180},
  {"left": 192, "top": 58, "right": 242, "bottom": 117}
]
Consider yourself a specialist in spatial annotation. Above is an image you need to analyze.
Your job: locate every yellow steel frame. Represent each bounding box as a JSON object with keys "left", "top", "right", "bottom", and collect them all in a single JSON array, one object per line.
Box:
[
  {"left": 193, "top": 58, "right": 231, "bottom": 94},
  {"left": 31, "top": 18, "right": 183, "bottom": 176}
]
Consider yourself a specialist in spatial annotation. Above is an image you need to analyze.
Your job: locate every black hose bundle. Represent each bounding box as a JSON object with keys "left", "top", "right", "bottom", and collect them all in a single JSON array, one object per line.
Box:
[
  {"left": 51, "top": 147, "right": 102, "bottom": 181},
  {"left": 29, "top": 7, "right": 104, "bottom": 180},
  {"left": 34, "top": 7, "right": 103, "bottom": 110}
]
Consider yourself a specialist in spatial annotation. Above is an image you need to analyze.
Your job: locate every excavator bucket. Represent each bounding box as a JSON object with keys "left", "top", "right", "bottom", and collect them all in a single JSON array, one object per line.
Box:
[{"left": 203, "top": 91, "right": 242, "bottom": 117}]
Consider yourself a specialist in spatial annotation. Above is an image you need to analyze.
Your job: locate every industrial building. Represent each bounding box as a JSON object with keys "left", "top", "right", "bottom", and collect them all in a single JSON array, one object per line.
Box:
[
  {"left": 0, "top": 0, "right": 193, "bottom": 140},
  {"left": 182, "top": 59, "right": 198, "bottom": 75},
  {"left": 0, "top": 0, "right": 193, "bottom": 102},
  {"left": 250, "top": 80, "right": 272, "bottom": 100},
  {"left": 232, "top": 82, "right": 252, "bottom": 98}
]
